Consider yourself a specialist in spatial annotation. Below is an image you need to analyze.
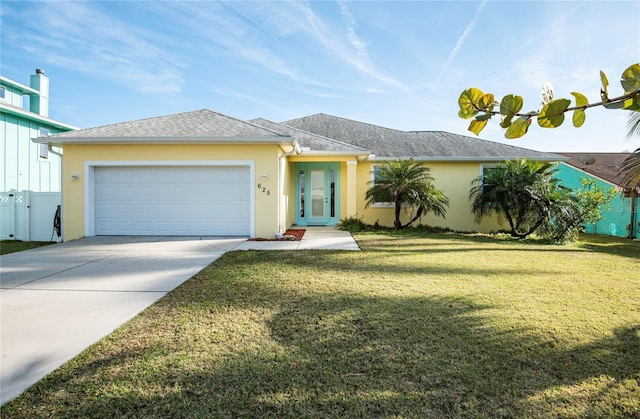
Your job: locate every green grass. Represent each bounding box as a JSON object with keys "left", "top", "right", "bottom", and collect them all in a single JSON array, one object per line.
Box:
[
  {"left": 2, "top": 232, "right": 639, "bottom": 418},
  {"left": 0, "top": 240, "right": 54, "bottom": 255}
]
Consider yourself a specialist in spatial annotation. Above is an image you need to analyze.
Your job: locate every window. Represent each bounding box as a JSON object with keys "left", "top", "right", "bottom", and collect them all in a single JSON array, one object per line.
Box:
[
  {"left": 479, "top": 164, "right": 501, "bottom": 192},
  {"left": 480, "top": 164, "right": 500, "bottom": 180},
  {"left": 481, "top": 164, "right": 499, "bottom": 176},
  {"left": 330, "top": 169, "right": 336, "bottom": 218},
  {"left": 298, "top": 169, "right": 305, "bottom": 217},
  {"left": 371, "top": 165, "right": 393, "bottom": 207},
  {"left": 0, "top": 86, "right": 5, "bottom": 100},
  {"left": 38, "top": 129, "right": 50, "bottom": 160},
  {"left": 39, "top": 144, "right": 49, "bottom": 160}
]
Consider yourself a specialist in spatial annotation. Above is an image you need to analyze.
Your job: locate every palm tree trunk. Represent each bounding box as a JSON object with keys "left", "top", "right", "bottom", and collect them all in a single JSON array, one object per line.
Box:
[
  {"left": 402, "top": 206, "right": 425, "bottom": 229},
  {"left": 394, "top": 199, "right": 403, "bottom": 229}
]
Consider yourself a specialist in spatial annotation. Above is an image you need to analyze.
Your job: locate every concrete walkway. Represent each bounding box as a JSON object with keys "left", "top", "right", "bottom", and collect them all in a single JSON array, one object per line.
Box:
[{"left": 0, "top": 228, "right": 358, "bottom": 404}]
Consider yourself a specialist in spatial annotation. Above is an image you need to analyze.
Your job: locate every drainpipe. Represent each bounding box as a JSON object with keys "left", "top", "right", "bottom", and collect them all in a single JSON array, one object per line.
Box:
[
  {"left": 48, "top": 145, "right": 63, "bottom": 192},
  {"left": 48, "top": 145, "right": 65, "bottom": 242},
  {"left": 629, "top": 188, "right": 637, "bottom": 239},
  {"left": 277, "top": 141, "right": 301, "bottom": 237},
  {"left": 48, "top": 145, "right": 62, "bottom": 158}
]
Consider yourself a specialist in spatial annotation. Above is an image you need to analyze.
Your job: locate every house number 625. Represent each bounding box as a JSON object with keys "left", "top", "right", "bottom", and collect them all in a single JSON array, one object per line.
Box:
[{"left": 257, "top": 183, "right": 271, "bottom": 196}]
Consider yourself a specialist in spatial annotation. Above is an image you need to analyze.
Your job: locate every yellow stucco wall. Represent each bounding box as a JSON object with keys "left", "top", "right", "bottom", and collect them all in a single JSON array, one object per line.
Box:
[
  {"left": 63, "top": 144, "right": 509, "bottom": 240},
  {"left": 355, "top": 161, "right": 507, "bottom": 232},
  {"left": 62, "top": 143, "right": 282, "bottom": 240},
  {"left": 282, "top": 157, "right": 506, "bottom": 233}
]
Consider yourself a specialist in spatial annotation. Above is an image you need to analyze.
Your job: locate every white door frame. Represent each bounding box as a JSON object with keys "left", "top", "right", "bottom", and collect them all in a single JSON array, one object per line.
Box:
[{"left": 84, "top": 160, "right": 255, "bottom": 237}]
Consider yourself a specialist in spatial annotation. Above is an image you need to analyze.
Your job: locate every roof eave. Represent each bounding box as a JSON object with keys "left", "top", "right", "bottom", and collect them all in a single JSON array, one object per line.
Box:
[
  {"left": 298, "top": 150, "right": 372, "bottom": 161},
  {"left": 1, "top": 103, "right": 77, "bottom": 131},
  {"left": 0, "top": 76, "right": 39, "bottom": 94},
  {"left": 32, "top": 136, "right": 294, "bottom": 146},
  {"left": 559, "top": 161, "right": 627, "bottom": 188},
  {"left": 369, "top": 156, "right": 568, "bottom": 162}
]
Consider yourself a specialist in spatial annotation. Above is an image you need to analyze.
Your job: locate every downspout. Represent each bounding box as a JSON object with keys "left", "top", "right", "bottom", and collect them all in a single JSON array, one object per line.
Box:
[
  {"left": 48, "top": 145, "right": 64, "bottom": 242},
  {"left": 48, "top": 144, "right": 62, "bottom": 158},
  {"left": 48, "top": 145, "right": 63, "bottom": 186},
  {"left": 632, "top": 190, "right": 637, "bottom": 238},
  {"left": 277, "top": 141, "right": 301, "bottom": 237}
]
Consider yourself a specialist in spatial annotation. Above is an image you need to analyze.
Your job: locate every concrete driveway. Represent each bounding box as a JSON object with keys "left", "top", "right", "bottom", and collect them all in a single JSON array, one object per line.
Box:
[{"left": 0, "top": 236, "right": 246, "bottom": 405}]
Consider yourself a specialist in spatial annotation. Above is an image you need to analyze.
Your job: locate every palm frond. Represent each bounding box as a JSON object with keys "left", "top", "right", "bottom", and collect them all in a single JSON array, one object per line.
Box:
[
  {"left": 365, "top": 159, "right": 449, "bottom": 228},
  {"left": 626, "top": 111, "right": 640, "bottom": 138},
  {"left": 621, "top": 148, "right": 640, "bottom": 190}
]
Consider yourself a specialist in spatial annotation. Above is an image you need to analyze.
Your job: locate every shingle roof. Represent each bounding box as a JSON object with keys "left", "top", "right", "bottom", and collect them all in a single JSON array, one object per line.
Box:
[
  {"left": 43, "top": 109, "right": 289, "bottom": 141},
  {"left": 556, "top": 152, "right": 632, "bottom": 186},
  {"left": 249, "top": 118, "right": 369, "bottom": 154},
  {"left": 282, "top": 113, "right": 565, "bottom": 161}
]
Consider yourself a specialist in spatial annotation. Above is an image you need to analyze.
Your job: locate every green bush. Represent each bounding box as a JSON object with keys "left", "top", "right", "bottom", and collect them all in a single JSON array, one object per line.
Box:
[{"left": 336, "top": 215, "right": 371, "bottom": 232}]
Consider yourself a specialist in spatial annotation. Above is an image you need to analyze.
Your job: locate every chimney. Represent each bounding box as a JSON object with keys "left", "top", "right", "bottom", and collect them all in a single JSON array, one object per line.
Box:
[{"left": 29, "top": 68, "right": 49, "bottom": 117}]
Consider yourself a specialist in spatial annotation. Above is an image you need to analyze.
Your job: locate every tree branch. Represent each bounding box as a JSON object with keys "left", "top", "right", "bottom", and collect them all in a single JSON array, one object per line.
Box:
[{"left": 473, "top": 89, "right": 640, "bottom": 118}]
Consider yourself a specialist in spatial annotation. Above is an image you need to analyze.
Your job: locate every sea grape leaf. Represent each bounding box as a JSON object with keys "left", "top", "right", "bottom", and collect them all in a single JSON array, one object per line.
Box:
[
  {"left": 469, "top": 118, "right": 488, "bottom": 136},
  {"left": 537, "top": 98, "right": 571, "bottom": 128},
  {"left": 570, "top": 91, "right": 588, "bottom": 107},
  {"left": 570, "top": 92, "right": 588, "bottom": 127},
  {"left": 505, "top": 116, "right": 531, "bottom": 139},
  {"left": 500, "top": 94, "right": 523, "bottom": 116},
  {"left": 621, "top": 63, "right": 640, "bottom": 93},
  {"left": 600, "top": 70, "right": 609, "bottom": 94},
  {"left": 458, "top": 88, "right": 484, "bottom": 119}
]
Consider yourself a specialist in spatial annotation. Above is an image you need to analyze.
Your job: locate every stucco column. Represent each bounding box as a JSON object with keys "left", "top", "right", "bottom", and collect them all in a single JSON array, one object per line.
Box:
[{"left": 346, "top": 160, "right": 357, "bottom": 217}]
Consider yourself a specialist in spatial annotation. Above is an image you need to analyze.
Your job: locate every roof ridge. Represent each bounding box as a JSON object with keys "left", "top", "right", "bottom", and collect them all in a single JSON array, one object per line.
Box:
[
  {"left": 260, "top": 118, "right": 369, "bottom": 151},
  {"left": 236, "top": 115, "right": 290, "bottom": 137},
  {"left": 65, "top": 109, "right": 206, "bottom": 133},
  {"left": 55, "top": 109, "right": 289, "bottom": 138},
  {"left": 291, "top": 113, "right": 406, "bottom": 134}
]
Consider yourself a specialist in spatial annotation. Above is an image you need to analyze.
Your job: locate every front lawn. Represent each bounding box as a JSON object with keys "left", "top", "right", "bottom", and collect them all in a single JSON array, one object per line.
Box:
[
  {"left": 0, "top": 240, "right": 54, "bottom": 255},
  {"left": 2, "top": 232, "right": 639, "bottom": 417}
]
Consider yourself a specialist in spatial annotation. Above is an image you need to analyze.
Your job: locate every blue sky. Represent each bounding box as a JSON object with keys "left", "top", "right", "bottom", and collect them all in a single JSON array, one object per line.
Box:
[{"left": 2, "top": 0, "right": 639, "bottom": 152}]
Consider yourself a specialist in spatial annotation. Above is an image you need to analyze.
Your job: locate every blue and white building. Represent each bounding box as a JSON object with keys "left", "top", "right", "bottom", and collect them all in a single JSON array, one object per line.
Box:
[{"left": 1, "top": 69, "right": 76, "bottom": 192}]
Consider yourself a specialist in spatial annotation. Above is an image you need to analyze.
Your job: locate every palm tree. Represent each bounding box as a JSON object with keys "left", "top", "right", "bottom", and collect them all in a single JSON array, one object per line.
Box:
[
  {"left": 470, "top": 159, "right": 578, "bottom": 239},
  {"left": 365, "top": 159, "right": 449, "bottom": 229}
]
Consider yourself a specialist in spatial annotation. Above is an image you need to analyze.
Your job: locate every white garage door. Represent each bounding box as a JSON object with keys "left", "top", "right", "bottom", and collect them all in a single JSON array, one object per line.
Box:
[{"left": 94, "top": 166, "right": 250, "bottom": 236}]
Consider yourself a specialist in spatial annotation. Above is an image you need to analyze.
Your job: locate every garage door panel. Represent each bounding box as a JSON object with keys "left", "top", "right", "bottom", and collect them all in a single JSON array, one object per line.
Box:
[{"left": 94, "top": 166, "right": 250, "bottom": 236}]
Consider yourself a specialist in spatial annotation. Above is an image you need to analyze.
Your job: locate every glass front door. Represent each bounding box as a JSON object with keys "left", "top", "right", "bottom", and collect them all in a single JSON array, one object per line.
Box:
[
  {"left": 295, "top": 163, "right": 339, "bottom": 226},
  {"left": 309, "top": 169, "right": 326, "bottom": 222}
]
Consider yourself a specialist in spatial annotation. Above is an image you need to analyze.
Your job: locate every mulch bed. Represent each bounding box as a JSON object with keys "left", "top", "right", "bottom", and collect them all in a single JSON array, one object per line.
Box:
[{"left": 247, "top": 229, "right": 305, "bottom": 241}]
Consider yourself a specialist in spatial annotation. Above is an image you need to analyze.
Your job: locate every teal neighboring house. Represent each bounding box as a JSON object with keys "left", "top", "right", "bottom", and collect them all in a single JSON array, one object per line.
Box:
[
  {"left": 1, "top": 69, "right": 76, "bottom": 192},
  {"left": 556, "top": 153, "right": 639, "bottom": 239}
]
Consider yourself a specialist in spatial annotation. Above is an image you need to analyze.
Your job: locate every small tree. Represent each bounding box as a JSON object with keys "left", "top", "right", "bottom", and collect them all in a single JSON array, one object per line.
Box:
[
  {"left": 576, "top": 178, "right": 617, "bottom": 226},
  {"left": 539, "top": 185, "right": 583, "bottom": 242},
  {"left": 470, "top": 159, "right": 578, "bottom": 240},
  {"left": 365, "top": 159, "right": 449, "bottom": 229},
  {"left": 538, "top": 178, "right": 617, "bottom": 242}
]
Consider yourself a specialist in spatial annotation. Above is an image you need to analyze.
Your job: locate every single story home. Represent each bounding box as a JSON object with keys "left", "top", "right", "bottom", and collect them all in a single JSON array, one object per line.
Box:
[
  {"left": 555, "top": 153, "right": 640, "bottom": 239},
  {"left": 34, "top": 109, "right": 565, "bottom": 241}
]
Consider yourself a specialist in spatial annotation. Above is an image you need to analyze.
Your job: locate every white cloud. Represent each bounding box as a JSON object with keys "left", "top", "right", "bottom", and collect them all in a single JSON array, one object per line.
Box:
[
  {"left": 337, "top": 0, "right": 370, "bottom": 66},
  {"left": 8, "top": 2, "right": 185, "bottom": 94},
  {"left": 436, "top": 0, "right": 487, "bottom": 84}
]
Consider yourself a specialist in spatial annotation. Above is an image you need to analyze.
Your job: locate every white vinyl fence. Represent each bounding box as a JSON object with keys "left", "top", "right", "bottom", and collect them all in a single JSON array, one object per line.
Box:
[{"left": 0, "top": 191, "right": 62, "bottom": 242}]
